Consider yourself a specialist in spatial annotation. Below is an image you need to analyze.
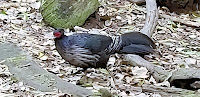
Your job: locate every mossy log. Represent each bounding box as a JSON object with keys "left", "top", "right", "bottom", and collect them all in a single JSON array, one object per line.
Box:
[
  {"left": 0, "top": 43, "right": 92, "bottom": 97},
  {"left": 40, "top": 0, "right": 100, "bottom": 29}
]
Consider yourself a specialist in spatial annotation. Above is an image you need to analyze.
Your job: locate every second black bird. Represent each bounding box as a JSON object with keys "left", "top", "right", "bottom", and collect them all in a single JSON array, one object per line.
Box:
[{"left": 53, "top": 29, "right": 155, "bottom": 68}]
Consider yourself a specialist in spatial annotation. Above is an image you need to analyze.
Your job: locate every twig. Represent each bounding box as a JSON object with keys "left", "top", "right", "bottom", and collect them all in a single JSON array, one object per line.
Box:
[
  {"left": 160, "top": 14, "right": 200, "bottom": 28},
  {"left": 119, "top": 84, "right": 200, "bottom": 97}
]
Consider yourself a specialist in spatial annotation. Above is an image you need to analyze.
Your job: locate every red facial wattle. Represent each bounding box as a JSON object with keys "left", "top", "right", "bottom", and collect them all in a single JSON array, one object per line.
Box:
[{"left": 54, "top": 32, "right": 61, "bottom": 38}]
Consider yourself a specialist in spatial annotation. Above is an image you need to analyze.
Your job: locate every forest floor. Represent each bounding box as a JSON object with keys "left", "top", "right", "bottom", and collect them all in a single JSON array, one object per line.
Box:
[{"left": 0, "top": 0, "right": 200, "bottom": 96}]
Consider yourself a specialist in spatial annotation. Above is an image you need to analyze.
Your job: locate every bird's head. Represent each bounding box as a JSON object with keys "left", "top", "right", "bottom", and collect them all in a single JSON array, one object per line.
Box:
[{"left": 53, "top": 29, "right": 64, "bottom": 38}]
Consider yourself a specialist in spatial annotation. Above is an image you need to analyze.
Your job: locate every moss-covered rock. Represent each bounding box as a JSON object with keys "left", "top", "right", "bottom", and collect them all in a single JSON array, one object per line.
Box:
[{"left": 40, "top": 0, "right": 100, "bottom": 29}]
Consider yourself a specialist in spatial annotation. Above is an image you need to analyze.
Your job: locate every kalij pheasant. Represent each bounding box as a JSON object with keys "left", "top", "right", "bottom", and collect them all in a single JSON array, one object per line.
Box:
[{"left": 53, "top": 29, "right": 155, "bottom": 68}]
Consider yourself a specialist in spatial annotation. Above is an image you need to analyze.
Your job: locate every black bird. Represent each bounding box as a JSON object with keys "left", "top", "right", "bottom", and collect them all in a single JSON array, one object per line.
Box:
[{"left": 53, "top": 29, "right": 155, "bottom": 68}]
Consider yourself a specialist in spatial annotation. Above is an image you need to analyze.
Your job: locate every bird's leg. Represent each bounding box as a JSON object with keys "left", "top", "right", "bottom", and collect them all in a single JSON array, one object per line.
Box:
[
  {"left": 76, "top": 68, "right": 89, "bottom": 85},
  {"left": 105, "top": 67, "right": 114, "bottom": 81},
  {"left": 83, "top": 68, "right": 89, "bottom": 82},
  {"left": 105, "top": 67, "right": 119, "bottom": 91}
]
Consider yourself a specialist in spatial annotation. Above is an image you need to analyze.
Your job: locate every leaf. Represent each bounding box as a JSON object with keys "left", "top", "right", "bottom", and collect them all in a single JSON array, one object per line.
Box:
[
  {"left": 0, "top": 9, "right": 7, "bottom": 15},
  {"left": 155, "top": 81, "right": 170, "bottom": 87},
  {"left": 181, "top": 50, "right": 197, "bottom": 55},
  {"left": 192, "top": 11, "right": 200, "bottom": 17},
  {"left": 23, "top": 12, "right": 28, "bottom": 21},
  {"left": 193, "top": 17, "right": 200, "bottom": 22},
  {"left": 132, "top": 67, "right": 148, "bottom": 79},
  {"left": 37, "top": 51, "right": 48, "bottom": 61},
  {"left": 38, "top": 52, "right": 45, "bottom": 58},
  {"left": 0, "top": 93, "right": 18, "bottom": 97},
  {"left": 171, "top": 21, "right": 178, "bottom": 28},
  {"left": 196, "top": 52, "right": 200, "bottom": 57},
  {"left": 39, "top": 55, "right": 48, "bottom": 61},
  {"left": 185, "top": 58, "right": 196, "bottom": 65},
  {"left": 99, "top": 68, "right": 109, "bottom": 75},
  {"left": 81, "top": 83, "right": 93, "bottom": 87}
]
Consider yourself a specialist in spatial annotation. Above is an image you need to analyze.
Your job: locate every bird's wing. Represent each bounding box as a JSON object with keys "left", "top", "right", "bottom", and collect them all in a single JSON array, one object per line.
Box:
[
  {"left": 76, "top": 33, "right": 112, "bottom": 53},
  {"left": 56, "top": 40, "right": 101, "bottom": 68},
  {"left": 68, "top": 45, "right": 101, "bottom": 68},
  {"left": 119, "top": 44, "right": 154, "bottom": 55}
]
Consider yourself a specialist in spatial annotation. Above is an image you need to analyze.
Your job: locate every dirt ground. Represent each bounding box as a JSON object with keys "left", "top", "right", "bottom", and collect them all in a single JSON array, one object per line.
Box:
[{"left": 0, "top": 0, "right": 199, "bottom": 96}]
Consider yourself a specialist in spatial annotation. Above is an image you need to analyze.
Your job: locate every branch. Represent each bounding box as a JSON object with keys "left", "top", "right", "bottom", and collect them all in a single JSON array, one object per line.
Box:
[
  {"left": 140, "top": 0, "right": 158, "bottom": 37},
  {"left": 160, "top": 14, "right": 200, "bottom": 28}
]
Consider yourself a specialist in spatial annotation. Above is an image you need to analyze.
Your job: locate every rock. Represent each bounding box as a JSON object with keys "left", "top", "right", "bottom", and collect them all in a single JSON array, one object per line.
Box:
[{"left": 40, "top": 0, "right": 100, "bottom": 29}]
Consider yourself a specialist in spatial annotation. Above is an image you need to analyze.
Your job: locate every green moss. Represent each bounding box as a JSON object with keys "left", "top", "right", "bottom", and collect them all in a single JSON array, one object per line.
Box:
[
  {"left": 40, "top": 0, "right": 100, "bottom": 29},
  {"left": 7, "top": 55, "right": 27, "bottom": 64}
]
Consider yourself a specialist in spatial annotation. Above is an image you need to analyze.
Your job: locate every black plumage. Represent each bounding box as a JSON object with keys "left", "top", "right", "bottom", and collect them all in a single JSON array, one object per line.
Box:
[
  {"left": 119, "top": 32, "right": 156, "bottom": 55},
  {"left": 53, "top": 29, "right": 155, "bottom": 68}
]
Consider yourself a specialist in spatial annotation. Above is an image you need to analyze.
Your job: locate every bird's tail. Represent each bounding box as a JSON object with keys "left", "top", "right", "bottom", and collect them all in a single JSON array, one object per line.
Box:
[{"left": 119, "top": 32, "right": 156, "bottom": 55}]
